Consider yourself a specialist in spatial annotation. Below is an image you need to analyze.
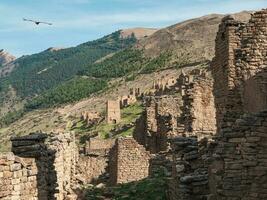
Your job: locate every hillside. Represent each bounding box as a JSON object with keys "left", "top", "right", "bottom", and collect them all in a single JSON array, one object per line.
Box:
[
  {"left": 1, "top": 30, "right": 137, "bottom": 98},
  {"left": 80, "top": 11, "right": 252, "bottom": 76},
  {"left": 120, "top": 27, "right": 158, "bottom": 39},
  {"left": 0, "top": 11, "right": 253, "bottom": 149},
  {"left": 0, "top": 29, "right": 144, "bottom": 120}
]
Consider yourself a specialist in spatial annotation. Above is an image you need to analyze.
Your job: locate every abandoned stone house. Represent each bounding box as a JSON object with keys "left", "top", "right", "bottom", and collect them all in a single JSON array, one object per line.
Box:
[
  {"left": 106, "top": 100, "right": 121, "bottom": 124},
  {"left": 0, "top": 8, "right": 267, "bottom": 200},
  {"left": 81, "top": 111, "right": 101, "bottom": 126}
]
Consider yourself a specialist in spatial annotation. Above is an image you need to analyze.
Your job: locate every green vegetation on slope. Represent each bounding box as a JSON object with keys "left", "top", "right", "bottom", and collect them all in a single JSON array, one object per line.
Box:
[
  {"left": 71, "top": 102, "right": 143, "bottom": 141},
  {"left": 26, "top": 77, "right": 107, "bottom": 109},
  {"left": 81, "top": 49, "right": 147, "bottom": 78},
  {"left": 140, "top": 51, "right": 172, "bottom": 74},
  {"left": 0, "top": 109, "right": 25, "bottom": 128},
  {"left": 0, "top": 30, "right": 137, "bottom": 98},
  {"left": 0, "top": 77, "right": 107, "bottom": 127},
  {"left": 97, "top": 102, "right": 143, "bottom": 139}
]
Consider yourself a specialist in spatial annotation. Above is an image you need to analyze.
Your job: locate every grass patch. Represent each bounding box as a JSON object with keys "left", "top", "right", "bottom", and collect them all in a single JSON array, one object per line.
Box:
[
  {"left": 85, "top": 175, "right": 168, "bottom": 200},
  {"left": 91, "top": 102, "right": 143, "bottom": 139}
]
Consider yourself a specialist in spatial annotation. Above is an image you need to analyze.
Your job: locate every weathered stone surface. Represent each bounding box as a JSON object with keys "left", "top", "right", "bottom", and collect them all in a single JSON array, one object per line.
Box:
[{"left": 109, "top": 137, "right": 151, "bottom": 185}]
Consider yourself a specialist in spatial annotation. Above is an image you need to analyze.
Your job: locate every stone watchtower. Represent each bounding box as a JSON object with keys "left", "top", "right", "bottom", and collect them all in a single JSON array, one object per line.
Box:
[{"left": 107, "top": 100, "right": 121, "bottom": 124}]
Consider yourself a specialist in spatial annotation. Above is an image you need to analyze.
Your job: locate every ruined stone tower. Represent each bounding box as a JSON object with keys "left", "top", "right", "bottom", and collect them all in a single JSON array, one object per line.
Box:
[
  {"left": 212, "top": 12, "right": 267, "bottom": 132},
  {"left": 106, "top": 100, "right": 121, "bottom": 124}
]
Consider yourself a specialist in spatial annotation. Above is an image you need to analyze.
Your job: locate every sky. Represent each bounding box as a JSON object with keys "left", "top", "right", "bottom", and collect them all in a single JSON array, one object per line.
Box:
[{"left": 0, "top": 0, "right": 266, "bottom": 57}]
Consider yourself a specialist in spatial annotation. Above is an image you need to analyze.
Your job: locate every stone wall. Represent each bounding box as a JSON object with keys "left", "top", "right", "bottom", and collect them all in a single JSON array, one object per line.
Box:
[
  {"left": 0, "top": 153, "right": 38, "bottom": 200},
  {"left": 181, "top": 72, "right": 217, "bottom": 139},
  {"left": 8, "top": 132, "right": 78, "bottom": 200},
  {"left": 46, "top": 132, "right": 78, "bottom": 200},
  {"left": 134, "top": 95, "right": 182, "bottom": 153},
  {"left": 211, "top": 111, "right": 267, "bottom": 199},
  {"left": 77, "top": 138, "right": 115, "bottom": 184},
  {"left": 134, "top": 68, "right": 216, "bottom": 153},
  {"left": 109, "top": 137, "right": 151, "bottom": 185},
  {"left": 212, "top": 10, "right": 267, "bottom": 132},
  {"left": 81, "top": 111, "right": 101, "bottom": 126},
  {"left": 168, "top": 137, "right": 212, "bottom": 200},
  {"left": 85, "top": 138, "right": 115, "bottom": 154},
  {"left": 167, "top": 9, "right": 267, "bottom": 200}
]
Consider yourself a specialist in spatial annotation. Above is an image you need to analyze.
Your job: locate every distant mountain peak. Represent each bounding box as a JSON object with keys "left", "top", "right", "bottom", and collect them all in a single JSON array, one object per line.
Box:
[{"left": 0, "top": 50, "right": 16, "bottom": 66}]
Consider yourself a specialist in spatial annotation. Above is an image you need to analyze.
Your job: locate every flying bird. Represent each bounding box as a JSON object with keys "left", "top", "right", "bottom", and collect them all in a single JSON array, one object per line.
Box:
[{"left": 23, "top": 18, "right": 52, "bottom": 26}]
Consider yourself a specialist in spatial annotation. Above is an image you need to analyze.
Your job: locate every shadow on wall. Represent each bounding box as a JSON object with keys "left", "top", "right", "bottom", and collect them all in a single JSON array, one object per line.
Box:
[
  {"left": 36, "top": 150, "right": 57, "bottom": 200},
  {"left": 11, "top": 134, "right": 58, "bottom": 200}
]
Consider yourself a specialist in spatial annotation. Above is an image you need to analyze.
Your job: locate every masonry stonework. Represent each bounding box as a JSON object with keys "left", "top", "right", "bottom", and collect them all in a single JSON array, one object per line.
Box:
[
  {"left": 0, "top": 153, "right": 38, "bottom": 200},
  {"left": 212, "top": 11, "right": 267, "bottom": 132},
  {"left": 134, "top": 68, "right": 216, "bottom": 153},
  {"left": 109, "top": 137, "right": 151, "bottom": 185},
  {"left": 168, "top": 9, "right": 267, "bottom": 200},
  {"left": 106, "top": 100, "right": 121, "bottom": 124}
]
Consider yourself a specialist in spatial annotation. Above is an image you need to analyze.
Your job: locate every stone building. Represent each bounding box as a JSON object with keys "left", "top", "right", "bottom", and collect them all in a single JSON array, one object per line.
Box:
[
  {"left": 81, "top": 111, "right": 101, "bottom": 126},
  {"left": 134, "top": 68, "right": 216, "bottom": 153},
  {"left": 0, "top": 132, "right": 78, "bottom": 200},
  {"left": 168, "top": 9, "right": 267, "bottom": 200},
  {"left": 106, "top": 100, "right": 121, "bottom": 124},
  {"left": 212, "top": 12, "right": 267, "bottom": 132},
  {"left": 109, "top": 137, "right": 151, "bottom": 185}
]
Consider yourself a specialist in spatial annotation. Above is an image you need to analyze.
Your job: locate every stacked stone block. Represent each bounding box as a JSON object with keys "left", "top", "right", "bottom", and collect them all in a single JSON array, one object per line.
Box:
[
  {"left": 109, "top": 137, "right": 151, "bottom": 185},
  {"left": 181, "top": 73, "right": 217, "bottom": 139},
  {"left": 106, "top": 100, "right": 121, "bottom": 124},
  {"left": 168, "top": 137, "right": 211, "bottom": 200},
  {"left": 77, "top": 138, "right": 115, "bottom": 184},
  {"left": 4, "top": 132, "right": 78, "bottom": 200},
  {"left": 0, "top": 153, "right": 38, "bottom": 200},
  {"left": 212, "top": 10, "right": 267, "bottom": 132}
]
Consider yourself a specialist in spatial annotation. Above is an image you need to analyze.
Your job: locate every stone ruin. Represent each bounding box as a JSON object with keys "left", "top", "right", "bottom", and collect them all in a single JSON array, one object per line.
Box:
[
  {"left": 150, "top": 75, "right": 177, "bottom": 95},
  {"left": 1, "top": 8, "right": 267, "bottom": 200},
  {"left": 119, "top": 95, "right": 137, "bottom": 108},
  {"left": 80, "top": 111, "right": 101, "bottom": 126},
  {"left": 119, "top": 88, "right": 141, "bottom": 108},
  {"left": 0, "top": 133, "right": 152, "bottom": 199},
  {"left": 109, "top": 137, "right": 151, "bottom": 185},
  {"left": 0, "top": 132, "right": 78, "bottom": 200},
  {"left": 134, "top": 67, "right": 216, "bottom": 154},
  {"left": 106, "top": 100, "right": 121, "bottom": 124},
  {"left": 167, "top": 9, "right": 267, "bottom": 200}
]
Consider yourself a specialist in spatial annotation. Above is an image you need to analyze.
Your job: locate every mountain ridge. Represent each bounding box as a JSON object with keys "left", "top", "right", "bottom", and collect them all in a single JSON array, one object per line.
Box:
[{"left": 0, "top": 10, "right": 253, "bottom": 131}]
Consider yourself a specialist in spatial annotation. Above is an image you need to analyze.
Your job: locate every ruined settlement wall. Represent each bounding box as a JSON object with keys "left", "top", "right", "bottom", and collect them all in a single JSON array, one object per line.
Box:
[
  {"left": 77, "top": 138, "right": 115, "bottom": 184},
  {"left": 106, "top": 100, "right": 121, "bottom": 124},
  {"left": 0, "top": 153, "right": 38, "bottom": 200},
  {"left": 168, "top": 9, "right": 267, "bottom": 200},
  {"left": 134, "top": 69, "right": 217, "bottom": 153},
  {"left": 1, "top": 132, "right": 78, "bottom": 200},
  {"left": 109, "top": 137, "right": 151, "bottom": 185},
  {"left": 210, "top": 10, "right": 267, "bottom": 199},
  {"left": 180, "top": 70, "right": 216, "bottom": 139},
  {"left": 212, "top": 11, "right": 267, "bottom": 131},
  {"left": 134, "top": 95, "right": 182, "bottom": 153}
]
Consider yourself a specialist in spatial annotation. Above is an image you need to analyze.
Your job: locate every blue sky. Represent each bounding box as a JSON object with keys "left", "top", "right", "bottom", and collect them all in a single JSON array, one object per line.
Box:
[{"left": 0, "top": 0, "right": 266, "bottom": 57}]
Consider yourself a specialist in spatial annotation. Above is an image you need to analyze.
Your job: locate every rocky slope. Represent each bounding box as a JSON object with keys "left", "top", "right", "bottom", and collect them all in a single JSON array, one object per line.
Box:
[
  {"left": 120, "top": 27, "right": 158, "bottom": 39},
  {"left": 0, "top": 49, "right": 15, "bottom": 67},
  {"left": 136, "top": 11, "right": 252, "bottom": 62}
]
